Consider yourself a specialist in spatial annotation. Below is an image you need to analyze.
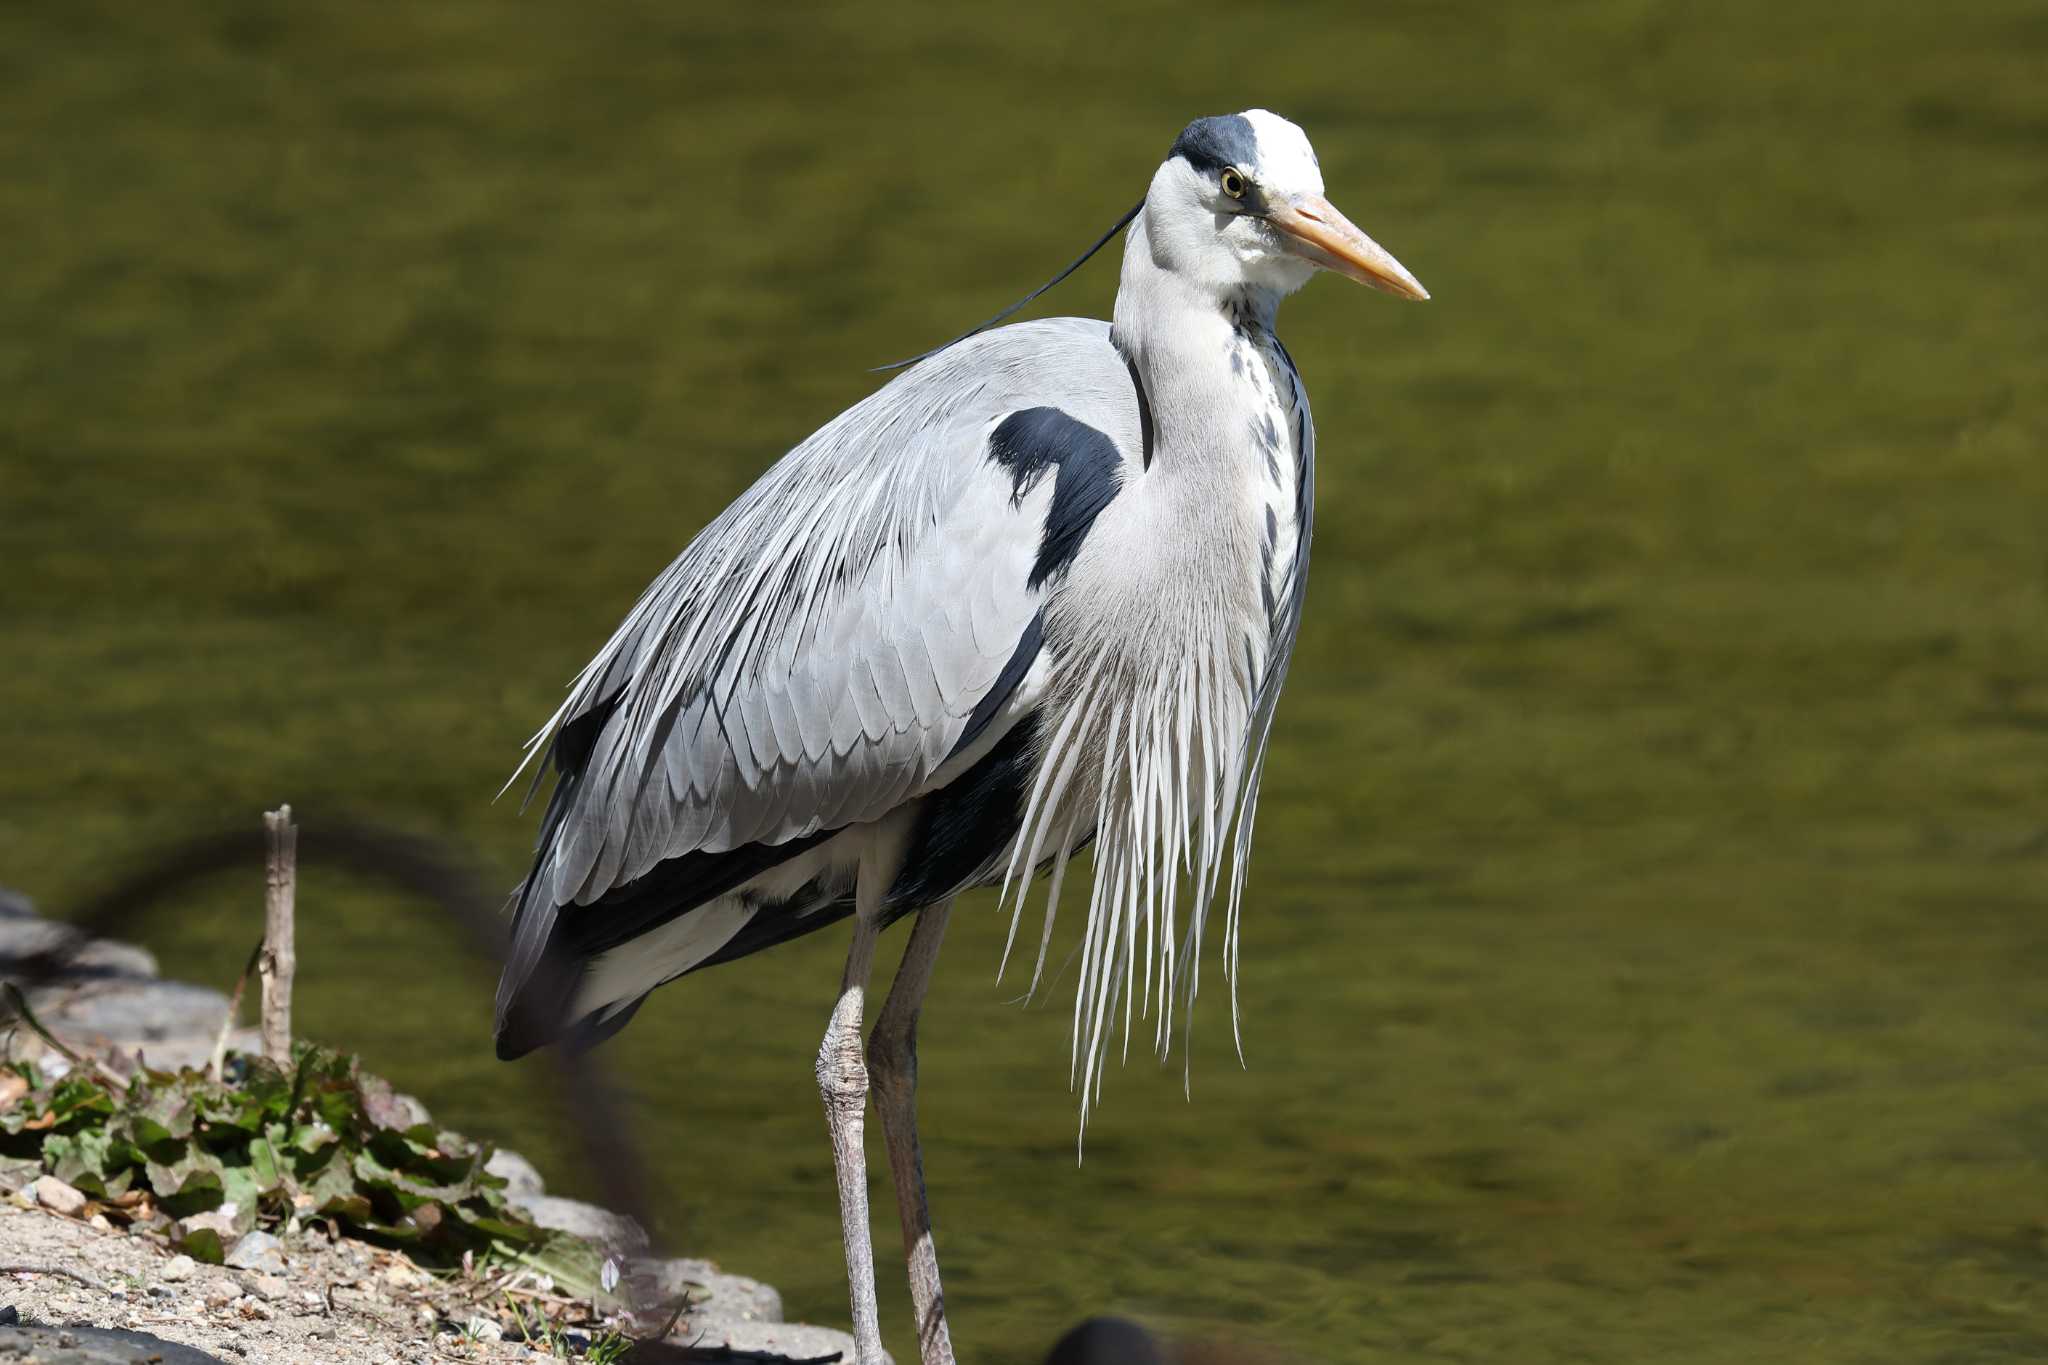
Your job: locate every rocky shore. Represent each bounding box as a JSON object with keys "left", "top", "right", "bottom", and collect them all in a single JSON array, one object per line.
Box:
[{"left": 0, "top": 887, "right": 869, "bottom": 1364}]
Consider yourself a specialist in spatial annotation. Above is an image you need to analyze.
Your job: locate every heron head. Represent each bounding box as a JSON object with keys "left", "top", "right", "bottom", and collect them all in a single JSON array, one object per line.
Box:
[{"left": 1146, "top": 109, "right": 1428, "bottom": 303}]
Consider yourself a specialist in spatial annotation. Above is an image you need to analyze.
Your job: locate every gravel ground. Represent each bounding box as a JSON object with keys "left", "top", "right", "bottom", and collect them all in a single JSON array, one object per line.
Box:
[
  {"left": 2, "top": 1187, "right": 869, "bottom": 1364},
  {"left": 2, "top": 1193, "right": 553, "bottom": 1364},
  {"left": 1, "top": 889, "right": 865, "bottom": 1364}
]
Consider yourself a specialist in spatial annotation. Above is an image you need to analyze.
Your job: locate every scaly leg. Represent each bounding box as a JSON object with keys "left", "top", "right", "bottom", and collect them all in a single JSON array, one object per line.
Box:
[
  {"left": 869, "top": 901, "right": 957, "bottom": 1365},
  {"left": 818, "top": 910, "right": 885, "bottom": 1365}
]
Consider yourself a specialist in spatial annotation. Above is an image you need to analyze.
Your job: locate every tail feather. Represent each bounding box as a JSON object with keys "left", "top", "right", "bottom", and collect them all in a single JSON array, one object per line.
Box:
[{"left": 493, "top": 882, "right": 583, "bottom": 1060}]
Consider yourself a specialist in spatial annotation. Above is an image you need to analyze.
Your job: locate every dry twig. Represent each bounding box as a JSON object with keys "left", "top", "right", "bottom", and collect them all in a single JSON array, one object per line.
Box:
[
  {"left": 0, "top": 984, "right": 126, "bottom": 1088},
  {"left": 0, "top": 1262, "right": 111, "bottom": 1293},
  {"left": 208, "top": 936, "right": 266, "bottom": 1081}
]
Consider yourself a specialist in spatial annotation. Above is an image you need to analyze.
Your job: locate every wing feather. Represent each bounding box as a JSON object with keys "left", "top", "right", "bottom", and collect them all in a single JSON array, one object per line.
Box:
[{"left": 503, "top": 318, "right": 1144, "bottom": 990}]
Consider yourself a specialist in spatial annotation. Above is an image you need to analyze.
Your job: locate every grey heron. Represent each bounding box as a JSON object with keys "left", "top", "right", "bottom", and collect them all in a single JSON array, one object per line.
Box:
[{"left": 493, "top": 109, "right": 1427, "bottom": 1365}]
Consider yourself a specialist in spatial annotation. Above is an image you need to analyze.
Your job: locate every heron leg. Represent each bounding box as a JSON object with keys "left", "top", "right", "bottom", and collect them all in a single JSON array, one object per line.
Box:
[
  {"left": 869, "top": 900, "right": 957, "bottom": 1365},
  {"left": 817, "top": 911, "right": 886, "bottom": 1365}
]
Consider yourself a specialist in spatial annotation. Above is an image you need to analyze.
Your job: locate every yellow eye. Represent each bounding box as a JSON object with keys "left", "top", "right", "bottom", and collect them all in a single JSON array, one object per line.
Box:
[{"left": 1220, "top": 167, "right": 1246, "bottom": 200}]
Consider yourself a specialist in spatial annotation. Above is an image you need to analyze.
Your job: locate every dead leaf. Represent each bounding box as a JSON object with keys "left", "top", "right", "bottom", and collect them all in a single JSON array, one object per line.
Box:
[{"left": 0, "top": 1073, "right": 26, "bottom": 1108}]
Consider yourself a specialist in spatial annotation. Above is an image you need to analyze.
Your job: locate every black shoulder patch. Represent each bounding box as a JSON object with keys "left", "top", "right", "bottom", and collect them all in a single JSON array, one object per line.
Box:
[
  {"left": 1169, "top": 114, "right": 1258, "bottom": 174},
  {"left": 888, "top": 713, "right": 1041, "bottom": 906},
  {"left": 988, "top": 408, "right": 1124, "bottom": 589}
]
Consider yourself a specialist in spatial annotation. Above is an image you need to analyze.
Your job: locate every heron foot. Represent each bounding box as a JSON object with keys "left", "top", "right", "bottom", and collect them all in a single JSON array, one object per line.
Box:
[
  {"left": 819, "top": 915, "right": 887, "bottom": 1365},
  {"left": 817, "top": 1014, "right": 871, "bottom": 1115}
]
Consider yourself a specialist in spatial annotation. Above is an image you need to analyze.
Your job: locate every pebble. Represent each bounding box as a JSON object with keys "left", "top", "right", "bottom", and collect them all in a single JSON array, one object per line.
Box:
[
  {"left": 30, "top": 1174, "right": 87, "bottom": 1216},
  {"left": 382, "top": 1261, "right": 427, "bottom": 1289},
  {"left": 442, "top": 1315, "right": 504, "bottom": 1343},
  {"left": 235, "top": 1272, "right": 287, "bottom": 1302},
  {"left": 161, "top": 1254, "right": 197, "bottom": 1282},
  {"left": 224, "top": 1230, "right": 285, "bottom": 1274}
]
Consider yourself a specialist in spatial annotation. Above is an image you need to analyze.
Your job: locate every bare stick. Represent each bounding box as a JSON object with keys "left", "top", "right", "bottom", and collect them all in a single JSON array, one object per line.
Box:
[
  {"left": 258, "top": 806, "right": 298, "bottom": 1064},
  {"left": 208, "top": 937, "right": 266, "bottom": 1081}
]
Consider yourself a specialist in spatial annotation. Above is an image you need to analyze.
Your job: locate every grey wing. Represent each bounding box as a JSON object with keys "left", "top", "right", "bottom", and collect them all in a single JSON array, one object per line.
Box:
[{"left": 498, "top": 318, "right": 1140, "bottom": 1009}]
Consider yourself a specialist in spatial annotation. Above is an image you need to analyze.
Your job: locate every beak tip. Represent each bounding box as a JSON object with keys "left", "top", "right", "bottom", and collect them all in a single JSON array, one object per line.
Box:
[{"left": 1272, "top": 196, "right": 1429, "bottom": 304}]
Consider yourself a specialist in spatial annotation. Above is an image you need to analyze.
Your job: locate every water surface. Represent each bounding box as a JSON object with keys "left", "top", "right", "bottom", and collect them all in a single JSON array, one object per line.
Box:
[{"left": 4, "top": 3, "right": 2045, "bottom": 1360}]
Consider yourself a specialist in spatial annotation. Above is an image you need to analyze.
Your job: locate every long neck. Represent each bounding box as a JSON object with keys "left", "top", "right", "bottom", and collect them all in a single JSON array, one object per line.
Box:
[{"left": 1109, "top": 207, "right": 1286, "bottom": 476}]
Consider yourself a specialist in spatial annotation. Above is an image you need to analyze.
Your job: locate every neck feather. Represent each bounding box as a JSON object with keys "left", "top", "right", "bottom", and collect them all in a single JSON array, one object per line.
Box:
[{"left": 1110, "top": 208, "right": 1286, "bottom": 473}]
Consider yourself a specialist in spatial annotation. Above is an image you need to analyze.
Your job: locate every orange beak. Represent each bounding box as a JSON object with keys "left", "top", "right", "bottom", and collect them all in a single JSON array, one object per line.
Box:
[{"left": 1268, "top": 194, "right": 1429, "bottom": 301}]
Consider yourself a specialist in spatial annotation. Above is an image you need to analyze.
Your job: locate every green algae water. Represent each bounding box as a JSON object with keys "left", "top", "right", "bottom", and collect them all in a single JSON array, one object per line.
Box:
[{"left": 4, "top": 3, "right": 2045, "bottom": 1360}]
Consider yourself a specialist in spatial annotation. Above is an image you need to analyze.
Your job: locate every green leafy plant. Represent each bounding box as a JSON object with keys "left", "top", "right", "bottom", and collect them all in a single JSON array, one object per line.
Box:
[
  {"left": 584, "top": 1329, "right": 634, "bottom": 1364},
  {"left": 509, "top": 1298, "right": 569, "bottom": 1355},
  {"left": 1, "top": 1044, "right": 608, "bottom": 1296}
]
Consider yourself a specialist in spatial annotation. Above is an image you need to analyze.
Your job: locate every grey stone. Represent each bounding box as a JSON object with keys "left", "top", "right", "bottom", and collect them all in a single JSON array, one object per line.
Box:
[
  {"left": 388, "top": 1092, "right": 433, "bottom": 1127},
  {"left": 508, "top": 1194, "right": 648, "bottom": 1254},
  {"left": 0, "top": 916, "right": 157, "bottom": 982},
  {"left": 224, "top": 1229, "right": 285, "bottom": 1274},
  {"left": 160, "top": 1254, "right": 198, "bottom": 1282},
  {"left": 31, "top": 1173, "right": 88, "bottom": 1215},
  {"left": 634, "top": 1256, "right": 782, "bottom": 1325},
  {"left": 355, "top": 1073, "right": 433, "bottom": 1131},
  {"left": 0, "top": 1324, "right": 227, "bottom": 1364},
  {"left": 27, "top": 979, "right": 229, "bottom": 1047},
  {"left": 103, "top": 1028, "right": 262, "bottom": 1074},
  {"left": 674, "top": 1317, "right": 880, "bottom": 1363},
  {"left": 234, "top": 1271, "right": 288, "bottom": 1301},
  {"left": 453, "top": 1316, "right": 503, "bottom": 1343},
  {"left": 484, "top": 1147, "right": 545, "bottom": 1199}
]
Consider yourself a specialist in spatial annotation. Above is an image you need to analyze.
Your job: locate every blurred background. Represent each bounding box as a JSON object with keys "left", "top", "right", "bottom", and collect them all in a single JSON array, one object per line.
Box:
[{"left": 4, "top": 2, "right": 2045, "bottom": 1361}]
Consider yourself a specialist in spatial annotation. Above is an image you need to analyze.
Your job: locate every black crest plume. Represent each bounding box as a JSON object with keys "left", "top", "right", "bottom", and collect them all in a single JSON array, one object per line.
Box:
[{"left": 874, "top": 198, "right": 1144, "bottom": 372}]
